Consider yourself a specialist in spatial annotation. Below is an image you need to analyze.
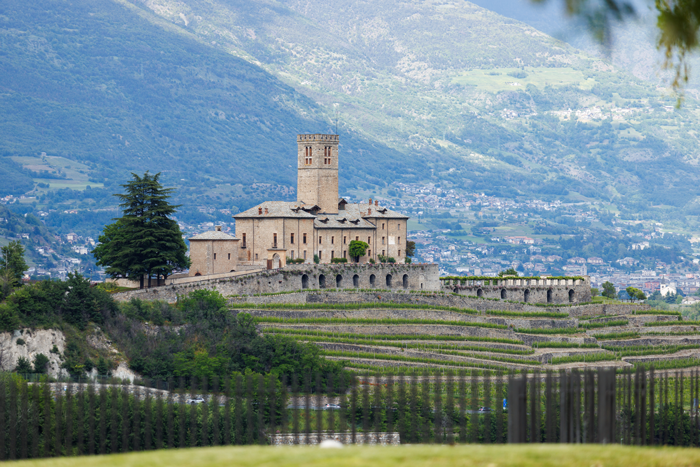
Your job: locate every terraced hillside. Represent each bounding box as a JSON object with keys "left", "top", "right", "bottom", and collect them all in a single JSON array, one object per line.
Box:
[{"left": 240, "top": 297, "right": 700, "bottom": 373}]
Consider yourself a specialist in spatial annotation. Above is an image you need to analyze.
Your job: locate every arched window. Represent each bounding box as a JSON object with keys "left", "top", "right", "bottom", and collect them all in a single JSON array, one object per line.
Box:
[
  {"left": 319, "top": 274, "right": 326, "bottom": 289},
  {"left": 524, "top": 289, "right": 530, "bottom": 303},
  {"left": 336, "top": 274, "right": 343, "bottom": 288},
  {"left": 301, "top": 274, "right": 309, "bottom": 289},
  {"left": 402, "top": 274, "right": 409, "bottom": 289},
  {"left": 386, "top": 274, "right": 393, "bottom": 287},
  {"left": 547, "top": 289, "right": 553, "bottom": 303},
  {"left": 369, "top": 274, "right": 376, "bottom": 287},
  {"left": 353, "top": 274, "right": 360, "bottom": 288},
  {"left": 500, "top": 289, "right": 507, "bottom": 299}
]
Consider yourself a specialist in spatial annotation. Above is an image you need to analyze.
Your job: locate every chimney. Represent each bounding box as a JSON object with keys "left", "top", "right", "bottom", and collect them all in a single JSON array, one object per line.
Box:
[
  {"left": 264, "top": 207, "right": 269, "bottom": 215},
  {"left": 368, "top": 208, "right": 372, "bottom": 215},
  {"left": 375, "top": 200, "right": 378, "bottom": 206},
  {"left": 215, "top": 225, "right": 222, "bottom": 231},
  {"left": 258, "top": 207, "right": 263, "bottom": 215},
  {"left": 369, "top": 198, "right": 373, "bottom": 205}
]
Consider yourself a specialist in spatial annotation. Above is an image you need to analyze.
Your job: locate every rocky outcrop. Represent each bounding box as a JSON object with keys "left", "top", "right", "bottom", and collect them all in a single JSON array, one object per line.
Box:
[{"left": 0, "top": 328, "right": 67, "bottom": 378}]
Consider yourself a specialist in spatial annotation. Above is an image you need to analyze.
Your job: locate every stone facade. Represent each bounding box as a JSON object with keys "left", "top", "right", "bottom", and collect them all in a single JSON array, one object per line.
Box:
[
  {"left": 444, "top": 277, "right": 592, "bottom": 304},
  {"left": 233, "top": 134, "right": 408, "bottom": 268},
  {"left": 188, "top": 226, "right": 240, "bottom": 277}
]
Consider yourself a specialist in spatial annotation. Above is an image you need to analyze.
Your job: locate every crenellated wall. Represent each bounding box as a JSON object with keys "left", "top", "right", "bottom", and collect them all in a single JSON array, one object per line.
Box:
[{"left": 442, "top": 277, "right": 592, "bottom": 304}]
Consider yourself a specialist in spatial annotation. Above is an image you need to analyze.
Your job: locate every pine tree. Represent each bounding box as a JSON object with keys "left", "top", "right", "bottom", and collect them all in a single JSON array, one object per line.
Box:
[
  {"left": 93, "top": 172, "right": 190, "bottom": 288},
  {"left": 0, "top": 240, "right": 28, "bottom": 288}
]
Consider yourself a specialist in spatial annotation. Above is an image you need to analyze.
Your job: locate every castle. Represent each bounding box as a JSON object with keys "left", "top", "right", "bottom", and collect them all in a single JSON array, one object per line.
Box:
[{"left": 188, "top": 134, "right": 408, "bottom": 275}]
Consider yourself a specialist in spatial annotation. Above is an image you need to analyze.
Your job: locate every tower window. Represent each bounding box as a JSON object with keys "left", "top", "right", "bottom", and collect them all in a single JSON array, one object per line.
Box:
[
  {"left": 303, "top": 233, "right": 307, "bottom": 244},
  {"left": 398, "top": 250, "right": 401, "bottom": 256},
  {"left": 214, "top": 253, "right": 217, "bottom": 260},
  {"left": 331, "top": 251, "right": 335, "bottom": 258},
  {"left": 291, "top": 233, "right": 295, "bottom": 244},
  {"left": 228, "top": 253, "right": 231, "bottom": 260},
  {"left": 382, "top": 223, "right": 385, "bottom": 230},
  {"left": 343, "top": 236, "right": 347, "bottom": 244},
  {"left": 398, "top": 237, "right": 401, "bottom": 244},
  {"left": 368, "top": 237, "right": 371, "bottom": 244},
  {"left": 331, "top": 236, "right": 335, "bottom": 245},
  {"left": 255, "top": 253, "right": 258, "bottom": 260},
  {"left": 382, "top": 237, "right": 385, "bottom": 245},
  {"left": 319, "top": 236, "right": 323, "bottom": 244},
  {"left": 304, "top": 250, "right": 307, "bottom": 259},
  {"left": 273, "top": 233, "right": 277, "bottom": 247},
  {"left": 319, "top": 251, "right": 323, "bottom": 259},
  {"left": 343, "top": 250, "right": 347, "bottom": 258},
  {"left": 242, "top": 233, "right": 247, "bottom": 247}
]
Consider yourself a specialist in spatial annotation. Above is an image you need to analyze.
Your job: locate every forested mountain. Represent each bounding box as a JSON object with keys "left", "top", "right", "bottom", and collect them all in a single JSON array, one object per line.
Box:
[{"left": 2, "top": 0, "right": 700, "bottom": 234}]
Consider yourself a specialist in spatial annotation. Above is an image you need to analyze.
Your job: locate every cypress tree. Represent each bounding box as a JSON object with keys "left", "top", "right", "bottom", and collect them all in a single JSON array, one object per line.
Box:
[{"left": 93, "top": 172, "right": 190, "bottom": 288}]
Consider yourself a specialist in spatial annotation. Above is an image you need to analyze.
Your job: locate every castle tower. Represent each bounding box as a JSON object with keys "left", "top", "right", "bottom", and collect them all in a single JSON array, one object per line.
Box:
[{"left": 297, "top": 134, "right": 339, "bottom": 214}]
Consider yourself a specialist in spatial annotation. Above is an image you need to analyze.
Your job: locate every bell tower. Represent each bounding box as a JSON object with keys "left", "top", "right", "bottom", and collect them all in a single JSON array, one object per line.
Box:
[{"left": 297, "top": 134, "right": 339, "bottom": 214}]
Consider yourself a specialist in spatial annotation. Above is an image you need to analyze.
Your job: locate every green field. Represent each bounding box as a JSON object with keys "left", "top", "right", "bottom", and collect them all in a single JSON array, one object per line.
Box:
[
  {"left": 10, "top": 155, "right": 104, "bottom": 192},
  {"left": 451, "top": 67, "right": 595, "bottom": 92},
  {"left": 8, "top": 444, "right": 700, "bottom": 467}
]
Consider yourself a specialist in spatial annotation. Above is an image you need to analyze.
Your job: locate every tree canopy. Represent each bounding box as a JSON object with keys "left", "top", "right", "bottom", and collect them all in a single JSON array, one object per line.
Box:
[
  {"left": 93, "top": 172, "right": 190, "bottom": 288},
  {"left": 349, "top": 240, "right": 369, "bottom": 262},
  {"left": 0, "top": 240, "right": 28, "bottom": 291}
]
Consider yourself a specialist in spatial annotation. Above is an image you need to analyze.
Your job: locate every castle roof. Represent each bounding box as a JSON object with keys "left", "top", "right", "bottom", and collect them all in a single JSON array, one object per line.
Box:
[
  {"left": 234, "top": 200, "right": 408, "bottom": 227},
  {"left": 189, "top": 227, "right": 238, "bottom": 241}
]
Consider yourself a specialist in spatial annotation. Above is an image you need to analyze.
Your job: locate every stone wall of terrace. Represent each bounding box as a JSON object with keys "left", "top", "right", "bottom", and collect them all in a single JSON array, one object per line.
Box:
[{"left": 444, "top": 277, "right": 592, "bottom": 304}]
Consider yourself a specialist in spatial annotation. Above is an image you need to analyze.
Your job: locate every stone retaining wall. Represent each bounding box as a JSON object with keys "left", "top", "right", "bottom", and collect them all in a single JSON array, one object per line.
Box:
[{"left": 444, "top": 277, "right": 592, "bottom": 304}]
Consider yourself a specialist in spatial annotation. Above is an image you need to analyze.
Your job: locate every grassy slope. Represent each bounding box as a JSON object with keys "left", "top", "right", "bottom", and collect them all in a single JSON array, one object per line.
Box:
[{"left": 8, "top": 445, "right": 700, "bottom": 467}]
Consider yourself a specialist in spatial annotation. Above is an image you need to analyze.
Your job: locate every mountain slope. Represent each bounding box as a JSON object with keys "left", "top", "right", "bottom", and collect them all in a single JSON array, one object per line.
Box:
[{"left": 0, "top": 0, "right": 420, "bottom": 194}]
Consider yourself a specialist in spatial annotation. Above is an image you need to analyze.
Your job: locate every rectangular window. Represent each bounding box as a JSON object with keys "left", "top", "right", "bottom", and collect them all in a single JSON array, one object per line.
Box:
[
  {"left": 398, "top": 250, "right": 401, "bottom": 256},
  {"left": 382, "top": 250, "right": 385, "bottom": 256},
  {"left": 319, "top": 236, "right": 322, "bottom": 244},
  {"left": 214, "top": 253, "right": 217, "bottom": 260},
  {"left": 398, "top": 237, "right": 401, "bottom": 244},
  {"left": 273, "top": 233, "right": 277, "bottom": 247},
  {"left": 368, "top": 237, "right": 371, "bottom": 245},
  {"left": 343, "top": 250, "right": 347, "bottom": 258},
  {"left": 242, "top": 233, "right": 247, "bottom": 247},
  {"left": 255, "top": 253, "right": 258, "bottom": 260},
  {"left": 398, "top": 224, "right": 401, "bottom": 230},
  {"left": 291, "top": 233, "right": 295, "bottom": 244},
  {"left": 303, "top": 233, "right": 307, "bottom": 244},
  {"left": 228, "top": 253, "right": 231, "bottom": 260},
  {"left": 247, "top": 251, "right": 251, "bottom": 261},
  {"left": 331, "top": 236, "right": 335, "bottom": 245},
  {"left": 331, "top": 251, "right": 335, "bottom": 259},
  {"left": 304, "top": 250, "right": 307, "bottom": 259},
  {"left": 343, "top": 236, "right": 347, "bottom": 244},
  {"left": 319, "top": 251, "right": 323, "bottom": 259},
  {"left": 368, "top": 249, "right": 371, "bottom": 257},
  {"left": 382, "top": 237, "right": 385, "bottom": 245},
  {"left": 291, "top": 251, "right": 295, "bottom": 259},
  {"left": 355, "top": 236, "right": 359, "bottom": 241},
  {"left": 382, "top": 223, "right": 385, "bottom": 230}
]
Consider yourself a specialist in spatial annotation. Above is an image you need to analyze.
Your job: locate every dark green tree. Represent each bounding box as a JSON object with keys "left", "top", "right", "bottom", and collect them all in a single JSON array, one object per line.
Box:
[
  {"left": 14, "top": 356, "right": 32, "bottom": 374},
  {"left": 33, "top": 353, "right": 50, "bottom": 374},
  {"left": 626, "top": 286, "right": 647, "bottom": 301},
  {"left": 349, "top": 240, "right": 369, "bottom": 262},
  {"left": 602, "top": 281, "right": 617, "bottom": 299},
  {"left": 406, "top": 240, "right": 416, "bottom": 258},
  {"left": 93, "top": 172, "right": 190, "bottom": 288},
  {"left": 0, "top": 240, "right": 28, "bottom": 289}
]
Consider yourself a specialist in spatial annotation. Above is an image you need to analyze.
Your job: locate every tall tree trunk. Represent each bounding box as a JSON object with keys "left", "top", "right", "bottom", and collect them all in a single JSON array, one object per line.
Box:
[
  {"left": 148, "top": 272, "right": 152, "bottom": 288},
  {"left": 139, "top": 275, "right": 144, "bottom": 289}
]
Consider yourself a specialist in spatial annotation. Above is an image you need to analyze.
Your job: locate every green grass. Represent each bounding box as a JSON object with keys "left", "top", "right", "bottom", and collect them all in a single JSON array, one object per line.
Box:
[
  {"left": 629, "top": 310, "right": 681, "bottom": 317},
  {"left": 451, "top": 67, "right": 594, "bottom": 92},
  {"left": 602, "top": 344, "right": 700, "bottom": 358},
  {"left": 551, "top": 352, "right": 618, "bottom": 365},
  {"left": 532, "top": 342, "right": 600, "bottom": 349},
  {"left": 235, "top": 302, "right": 568, "bottom": 318},
  {"left": 10, "top": 443, "right": 700, "bottom": 467},
  {"left": 578, "top": 319, "right": 629, "bottom": 330},
  {"left": 321, "top": 350, "right": 526, "bottom": 370},
  {"left": 630, "top": 358, "right": 700, "bottom": 370},
  {"left": 253, "top": 317, "right": 508, "bottom": 329},
  {"left": 592, "top": 331, "right": 641, "bottom": 340},
  {"left": 261, "top": 328, "right": 524, "bottom": 345},
  {"left": 645, "top": 321, "right": 700, "bottom": 327},
  {"left": 270, "top": 333, "right": 535, "bottom": 355},
  {"left": 515, "top": 328, "right": 580, "bottom": 335}
]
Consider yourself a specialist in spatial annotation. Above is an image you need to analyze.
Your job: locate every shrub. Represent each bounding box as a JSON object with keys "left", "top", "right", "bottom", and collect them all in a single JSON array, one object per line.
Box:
[
  {"left": 313, "top": 254, "right": 320, "bottom": 264},
  {"left": 330, "top": 257, "right": 348, "bottom": 263},
  {"left": 0, "top": 302, "right": 19, "bottom": 332},
  {"left": 33, "top": 353, "right": 50, "bottom": 374},
  {"left": 16, "top": 338, "right": 25, "bottom": 345},
  {"left": 377, "top": 254, "right": 395, "bottom": 263},
  {"left": 14, "top": 356, "right": 32, "bottom": 373}
]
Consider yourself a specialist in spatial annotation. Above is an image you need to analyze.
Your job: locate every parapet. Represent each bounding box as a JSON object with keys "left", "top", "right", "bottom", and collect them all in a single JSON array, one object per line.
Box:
[{"left": 297, "top": 134, "right": 339, "bottom": 142}]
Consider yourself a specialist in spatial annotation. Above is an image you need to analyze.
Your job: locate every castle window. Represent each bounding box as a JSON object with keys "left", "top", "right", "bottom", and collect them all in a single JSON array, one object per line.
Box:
[
  {"left": 304, "top": 250, "right": 307, "bottom": 259},
  {"left": 368, "top": 237, "right": 371, "bottom": 245},
  {"left": 382, "top": 223, "right": 385, "bottom": 230},
  {"left": 291, "top": 233, "right": 295, "bottom": 244},
  {"left": 343, "top": 250, "right": 347, "bottom": 258},
  {"left": 242, "top": 233, "right": 247, "bottom": 247},
  {"left": 398, "top": 250, "right": 401, "bottom": 256},
  {"left": 382, "top": 237, "right": 385, "bottom": 245},
  {"left": 368, "top": 249, "right": 371, "bottom": 257},
  {"left": 291, "top": 251, "right": 295, "bottom": 259},
  {"left": 255, "top": 253, "right": 258, "bottom": 260},
  {"left": 273, "top": 233, "right": 277, "bottom": 247},
  {"left": 382, "top": 250, "right": 385, "bottom": 256},
  {"left": 319, "top": 236, "right": 323, "bottom": 244},
  {"left": 398, "top": 223, "right": 401, "bottom": 230},
  {"left": 214, "top": 253, "right": 217, "bottom": 260},
  {"left": 331, "top": 251, "right": 335, "bottom": 259},
  {"left": 331, "top": 236, "right": 335, "bottom": 245},
  {"left": 398, "top": 236, "right": 401, "bottom": 244},
  {"left": 343, "top": 236, "right": 347, "bottom": 244},
  {"left": 355, "top": 236, "right": 359, "bottom": 241},
  {"left": 247, "top": 251, "right": 251, "bottom": 261},
  {"left": 303, "top": 233, "right": 307, "bottom": 244},
  {"left": 228, "top": 253, "right": 231, "bottom": 260},
  {"left": 319, "top": 251, "right": 323, "bottom": 259}
]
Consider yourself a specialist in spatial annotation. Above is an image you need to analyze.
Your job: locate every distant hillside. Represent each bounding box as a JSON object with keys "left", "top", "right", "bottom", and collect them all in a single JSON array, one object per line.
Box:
[{"left": 1, "top": 0, "right": 700, "bottom": 236}]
